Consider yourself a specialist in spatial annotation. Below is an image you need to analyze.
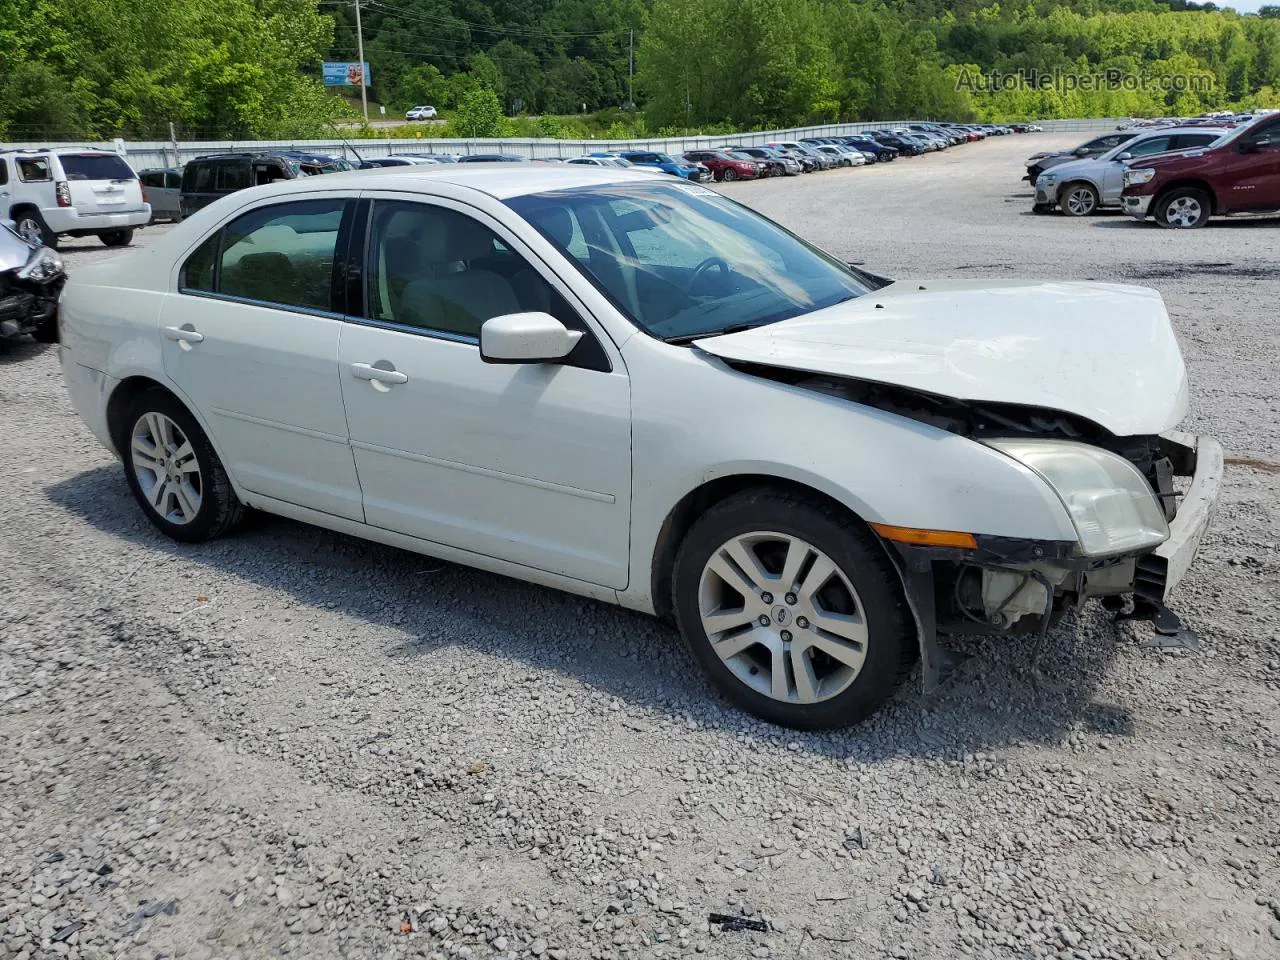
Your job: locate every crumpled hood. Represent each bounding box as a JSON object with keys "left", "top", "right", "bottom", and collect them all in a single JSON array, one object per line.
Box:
[{"left": 694, "top": 279, "right": 1189, "bottom": 436}]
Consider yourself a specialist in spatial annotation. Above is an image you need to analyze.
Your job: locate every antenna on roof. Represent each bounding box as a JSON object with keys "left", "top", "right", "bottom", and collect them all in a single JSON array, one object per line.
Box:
[{"left": 327, "top": 121, "right": 366, "bottom": 167}]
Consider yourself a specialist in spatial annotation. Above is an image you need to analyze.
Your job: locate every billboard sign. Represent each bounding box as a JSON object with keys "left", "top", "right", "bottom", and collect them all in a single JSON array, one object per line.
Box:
[{"left": 323, "top": 62, "right": 371, "bottom": 87}]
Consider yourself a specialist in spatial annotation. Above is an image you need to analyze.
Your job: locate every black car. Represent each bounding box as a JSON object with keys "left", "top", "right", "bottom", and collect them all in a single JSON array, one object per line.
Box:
[
  {"left": 179, "top": 151, "right": 352, "bottom": 216},
  {"left": 728, "top": 147, "right": 795, "bottom": 176},
  {"left": 839, "top": 136, "right": 898, "bottom": 161},
  {"left": 456, "top": 154, "right": 525, "bottom": 163},
  {"left": 866, "top": 132, "right": 923, "bottom": 156}
]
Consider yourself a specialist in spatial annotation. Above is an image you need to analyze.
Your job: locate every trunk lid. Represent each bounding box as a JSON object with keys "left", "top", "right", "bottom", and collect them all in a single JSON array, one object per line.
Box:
[{"left": 693, "top": 279, "right": 1189, "bottom": 437}]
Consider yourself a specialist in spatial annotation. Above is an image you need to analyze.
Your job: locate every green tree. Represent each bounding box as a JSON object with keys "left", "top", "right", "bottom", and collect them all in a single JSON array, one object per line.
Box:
[{"left": 448, "top": 84, "right": 508, "bottom": 136}]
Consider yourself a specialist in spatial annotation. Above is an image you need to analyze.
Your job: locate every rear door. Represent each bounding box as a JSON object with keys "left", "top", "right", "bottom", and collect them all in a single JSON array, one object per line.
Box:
[
  {"left": 57, "top": 153, "right": 145, "bottom": 215},
  {"left": 160, "top": 195, "right": 364, "bottom": 520}
]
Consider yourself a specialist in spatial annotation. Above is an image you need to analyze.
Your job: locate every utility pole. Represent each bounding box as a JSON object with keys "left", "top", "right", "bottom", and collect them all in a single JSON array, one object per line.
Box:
[
  {"left": 354, "top": 0, "right": 369, "bottom": 123},
  {"left": 628, "top": 29, "right": 634, "bottom": 110}
]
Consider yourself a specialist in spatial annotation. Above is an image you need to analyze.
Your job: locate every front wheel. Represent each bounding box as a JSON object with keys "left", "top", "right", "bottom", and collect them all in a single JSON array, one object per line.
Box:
[
  {"left": 118, "top": 389, "right": 246, "bottom": 543},
  {"left": 1155, "top": 187, "right": 1211, "bottom": 229},
  {"left": 672, "top": 489, "right": 914, "bottom": 729},
  {"left": 100, "top": 229, "right": 134, "bottom": 247},
  {"left": 721, "top": 167, "right": 738, "bottom": 182},
  {"left": 1060, "top": 183, "right": 1099, "bottom": 217}
]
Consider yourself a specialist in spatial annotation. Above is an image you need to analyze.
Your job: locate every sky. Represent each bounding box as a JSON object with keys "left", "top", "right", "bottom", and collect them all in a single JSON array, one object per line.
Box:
[{"left": 1220, "top": 0, "right": 1269, "bottom": 10}]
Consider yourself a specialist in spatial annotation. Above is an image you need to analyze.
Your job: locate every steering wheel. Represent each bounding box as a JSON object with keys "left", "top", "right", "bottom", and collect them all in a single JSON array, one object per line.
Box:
[{"left": 688, "top": 256, "right": 730, "bottom": 294}]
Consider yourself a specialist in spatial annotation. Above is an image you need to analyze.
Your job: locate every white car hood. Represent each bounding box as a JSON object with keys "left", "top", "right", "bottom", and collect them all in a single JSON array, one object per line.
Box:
[{"left": 694, "top": 280, "right": 1189, "bottom": 436}]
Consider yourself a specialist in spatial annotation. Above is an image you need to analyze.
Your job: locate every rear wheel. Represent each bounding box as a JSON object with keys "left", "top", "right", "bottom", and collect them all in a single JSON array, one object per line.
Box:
[
  {"left": 117, "top": 389, "right": 245, "bottom": 543},
  {"left": 1155, "top": 187, "right": 1211, "bottom": 229},
  {"left": 13, "top": 209, "right": 56, "bottom": 248},
  {"left": 100, "top": 229, "right": 134, "bottom": 247},
  {"left": 1060, "top": 182, "right": 1099, "bottom": 217},
  {"left": 672, "top": 489, "right": 913, "bottom": 729}
]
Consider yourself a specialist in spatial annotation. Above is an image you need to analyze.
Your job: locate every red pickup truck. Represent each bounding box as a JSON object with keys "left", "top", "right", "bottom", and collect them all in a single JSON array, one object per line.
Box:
[{"left": 1121, "top": 114, "right": 1280, "bottom": 228}]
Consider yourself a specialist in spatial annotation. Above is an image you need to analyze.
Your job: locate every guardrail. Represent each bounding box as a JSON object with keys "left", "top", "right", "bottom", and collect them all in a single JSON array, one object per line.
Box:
[{"left": 2, "top": 118, "right": 1122, "bottom": 171}]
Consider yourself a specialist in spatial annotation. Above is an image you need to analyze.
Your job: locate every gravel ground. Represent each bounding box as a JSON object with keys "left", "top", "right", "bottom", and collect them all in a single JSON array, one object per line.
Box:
[{"left": 2, "top": 131, "right": 1279, "bottom": 960}]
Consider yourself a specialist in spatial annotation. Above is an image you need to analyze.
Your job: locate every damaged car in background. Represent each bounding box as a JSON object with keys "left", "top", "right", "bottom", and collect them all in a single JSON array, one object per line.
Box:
[
  {"left": 0, "top": 218, "right": 65, "bottom": 344},
  {"left": 58, "top": 168, "right": 1221, "bottom": 730}
]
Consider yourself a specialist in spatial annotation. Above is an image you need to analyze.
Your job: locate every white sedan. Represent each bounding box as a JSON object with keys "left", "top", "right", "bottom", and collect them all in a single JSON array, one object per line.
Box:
[{"left": 58, "top": 164, "right": 1222, "bottom": 729}]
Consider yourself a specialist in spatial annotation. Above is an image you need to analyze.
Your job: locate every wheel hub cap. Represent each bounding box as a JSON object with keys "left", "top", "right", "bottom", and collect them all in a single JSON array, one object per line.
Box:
[
  {"left": 130, "top": 412, "right": 202, "bottom": 525},
  {"left": 698, "top": 532, "right": 868, "bottom": 705}
]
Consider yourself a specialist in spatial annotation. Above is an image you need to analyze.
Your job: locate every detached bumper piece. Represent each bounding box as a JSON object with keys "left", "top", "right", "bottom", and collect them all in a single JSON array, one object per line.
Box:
[{"left": 880, "top": 431, "right": 1223, "bottom": 691}]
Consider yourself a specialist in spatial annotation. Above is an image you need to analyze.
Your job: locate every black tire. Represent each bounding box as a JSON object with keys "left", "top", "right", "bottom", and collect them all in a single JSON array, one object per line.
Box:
[
  {"left": 671, "top": 488, "right": 914, "bottom": 730},
  {"left": 722, "top": 167, "right": 738, "bottom": 182},
  {"left": 12, "top": 208, "right": 57, "bottom": 249},
  {"left": 117, "top": 388, "right": 246, "bottom": 543},
  {"left": 31, "top": 314, "right": 59, "bottom": 344},
  {"left": 100, "top": 229, "right": 134, "bottom": 247},
  {"left": 1059, "top": 182, "right": 1099, "bottom": 217},
  {"left": 1154, "top": 187, "right": 1211, "bottom": 229},
  {"left": 1031, "top": 202, "right": 1055, "bottom": 215}
]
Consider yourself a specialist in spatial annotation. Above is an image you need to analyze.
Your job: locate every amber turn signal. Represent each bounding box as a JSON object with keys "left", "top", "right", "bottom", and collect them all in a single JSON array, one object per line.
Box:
[{"left": 868, "top": 523, "right": 978, "bottom": 549}]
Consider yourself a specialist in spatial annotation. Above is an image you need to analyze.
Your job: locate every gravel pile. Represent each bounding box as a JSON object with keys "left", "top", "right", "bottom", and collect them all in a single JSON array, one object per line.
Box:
[{"left": 2, "top": 132, "right": 1278, "bottom": 959}]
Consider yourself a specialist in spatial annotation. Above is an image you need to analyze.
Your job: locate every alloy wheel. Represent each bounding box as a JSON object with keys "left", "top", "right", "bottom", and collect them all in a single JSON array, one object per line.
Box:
[
  {"left": 130, "top": 412, "right": 203, "bottom": 524},
  {"left": 1065, "top": 186, "right": 1097, "bottom": 216},
  {"left": 1165, "top": 196, "right": 1202, "bottom": 228},
  {"left": 16, "top": 217, "right": 43, "bottom": 245},
  {"left": 697, "top": 531, "right": 868, "bottom": 704}
]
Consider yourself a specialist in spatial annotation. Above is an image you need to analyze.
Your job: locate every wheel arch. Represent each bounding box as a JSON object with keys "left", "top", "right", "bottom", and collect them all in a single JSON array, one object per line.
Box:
[
  {"left": 648, "top": 473, "right": 892, "bottom": 621},
  {"left": 104, "top": 376, "right": 242, "bottom": 502},
  {"left": 1153, "top": 178, "right": 1218, "bottom": 213}
]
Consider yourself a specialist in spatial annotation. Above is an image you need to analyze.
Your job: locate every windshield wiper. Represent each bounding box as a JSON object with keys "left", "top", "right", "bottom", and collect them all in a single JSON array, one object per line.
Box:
[{"left": 663, "top": 322, "right": 766, "bottom": 345}]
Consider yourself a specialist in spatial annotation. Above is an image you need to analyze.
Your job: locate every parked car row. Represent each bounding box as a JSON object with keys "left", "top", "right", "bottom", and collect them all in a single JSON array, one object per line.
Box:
[{"left": 1025, "top": 112, "right": 1280, "bottom": 227}]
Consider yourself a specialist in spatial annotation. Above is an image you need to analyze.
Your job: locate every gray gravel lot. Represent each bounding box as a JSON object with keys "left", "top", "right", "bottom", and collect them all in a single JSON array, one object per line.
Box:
[{"left": 2, "top": 131, "right": 1278, "bottom": 960}]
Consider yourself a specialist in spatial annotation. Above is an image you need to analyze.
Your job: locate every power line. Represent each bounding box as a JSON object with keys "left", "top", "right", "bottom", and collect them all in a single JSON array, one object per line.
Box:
[{"left": 362, "top": 0, "right": 627, "bottom": 40}]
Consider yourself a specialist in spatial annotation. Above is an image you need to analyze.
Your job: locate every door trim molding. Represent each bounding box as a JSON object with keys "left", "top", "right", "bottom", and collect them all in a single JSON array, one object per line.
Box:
[{"left": 350, "top": 438, "right": 616, "bottom": 504}]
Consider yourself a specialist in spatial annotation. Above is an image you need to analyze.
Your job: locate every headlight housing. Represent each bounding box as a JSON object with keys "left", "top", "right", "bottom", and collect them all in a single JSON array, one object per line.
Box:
[
  {"left": 986, "top": 439, "right": 1169, "bottom": 557},
  {"left": 17, "top": 247, "right": 64, "bottom": 282},
  {"left": 1124, "top": 167, "right": 1157, "bottom": 186}
]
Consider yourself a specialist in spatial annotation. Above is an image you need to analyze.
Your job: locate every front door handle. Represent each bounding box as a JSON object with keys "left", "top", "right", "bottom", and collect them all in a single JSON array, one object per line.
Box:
[
  {"left": 350, "top": 361, "right": 408, "bottom": 385},
  {"left": 163, "top": 324, "right": 204, "bottom": 350}
]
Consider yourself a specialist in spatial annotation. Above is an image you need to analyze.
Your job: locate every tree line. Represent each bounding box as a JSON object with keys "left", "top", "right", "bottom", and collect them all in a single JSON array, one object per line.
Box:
[{"left": 2, "top": 0, "right": 1278, "bottom": 141}]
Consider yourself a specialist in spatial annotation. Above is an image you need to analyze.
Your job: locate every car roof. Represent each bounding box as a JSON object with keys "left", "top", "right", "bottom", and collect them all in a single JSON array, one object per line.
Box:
[{"left": 239, "top": 163, "right": 668, "bottom": 200}]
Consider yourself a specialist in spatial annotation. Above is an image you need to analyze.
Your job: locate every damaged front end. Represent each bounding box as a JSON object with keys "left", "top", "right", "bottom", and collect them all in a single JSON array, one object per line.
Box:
[
  {"left": 737, "top": 365, "right": 1224, "bottom": 688},
  {"left": 0, "top": 223, "right": 65, "bottom": 343}
]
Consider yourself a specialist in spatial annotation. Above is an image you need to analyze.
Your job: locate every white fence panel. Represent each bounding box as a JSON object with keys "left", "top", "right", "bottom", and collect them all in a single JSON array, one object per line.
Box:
[{"left": 2, "top": 118, "right": 1123, "bottom": 172}]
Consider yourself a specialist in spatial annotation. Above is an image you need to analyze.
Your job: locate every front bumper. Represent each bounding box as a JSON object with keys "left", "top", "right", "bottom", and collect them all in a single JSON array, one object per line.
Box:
[
  {"left": 881, "top": 431, "right": 1222, "bottom": 690},
  {"left": 1142, "top": 431, "right": 1223, "bottom": 601},
  {"left": 1034, "top": 181, "right": 1056, "bottom": 205},
  {"left": 1122, "top": 194, "right": 1154, "bottom": 218}
]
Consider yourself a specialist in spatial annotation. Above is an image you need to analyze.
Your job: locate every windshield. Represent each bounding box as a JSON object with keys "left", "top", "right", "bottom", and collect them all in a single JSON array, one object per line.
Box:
[
  {"left": 653, "top": 154, "right": 675, "bottom": 164},
  {"left": 506, "top": 181, "right": 870, "bottom": 342}
]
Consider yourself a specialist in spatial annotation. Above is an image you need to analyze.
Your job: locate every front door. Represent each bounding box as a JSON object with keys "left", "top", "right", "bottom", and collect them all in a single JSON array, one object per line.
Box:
[
  {"left": 1220, "top": 120, "right": 1280, "bottom": 211},
  {"left": 337, "top": 196, "right": 632, "bottom": 588},
  {"left": 160, "top": 195, "right": 364, "bottom": 520}
]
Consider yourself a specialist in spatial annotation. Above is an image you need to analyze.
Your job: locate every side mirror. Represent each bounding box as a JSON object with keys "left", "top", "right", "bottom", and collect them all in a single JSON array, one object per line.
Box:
[
  {"left": 1114, "top": 151, "right": 1133, "bottom": 161},
  {"left": 480, "top": 312, "right": 582, "bottom": 364},
  {"left": 1074, "top": 146, "right": 1090, "bottom": 156}
]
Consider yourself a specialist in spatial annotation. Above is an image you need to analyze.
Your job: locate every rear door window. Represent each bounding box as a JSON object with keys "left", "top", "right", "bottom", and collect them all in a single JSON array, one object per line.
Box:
[
  {"left": 182, "top": 199, "right": 348, "bottom": 312},
  {"left": 184, "top": 163, "right": 214, "bottom": 193},
  {"left": 1128, "top": 136, "right": 1173, "bottom": 157},
  {"left": 59, "top": 154, "right": 136, "bottom": 181}
]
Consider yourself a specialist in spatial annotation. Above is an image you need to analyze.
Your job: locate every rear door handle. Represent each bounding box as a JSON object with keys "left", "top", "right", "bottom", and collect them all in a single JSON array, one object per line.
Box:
[
  {"left": 163, "top": 324, "right": 204, "bottom": 347},
  {"left": 350, "top": 362, "right": 408, "bottom": 385}
]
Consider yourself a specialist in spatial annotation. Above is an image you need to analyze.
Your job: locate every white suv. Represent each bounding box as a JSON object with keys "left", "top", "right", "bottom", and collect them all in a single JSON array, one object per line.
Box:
[
  {"left": 405, "top": 105, "right": 438, "bottom": 121},
  {"left": 0, "top": 149, "right": 150, "bottom": 249}
]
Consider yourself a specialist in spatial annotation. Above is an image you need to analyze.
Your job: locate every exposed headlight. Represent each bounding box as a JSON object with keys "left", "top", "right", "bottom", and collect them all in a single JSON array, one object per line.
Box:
[
  {"left": 1037, "top": 171, "right": 1056, "bottom": 183},
  {"left": 1124, "top": 167, "right": 1157, "bottom": 186},
  {"left": 17, "top": 247, "right": 64, "bottom": 282},
  {"left": 986, "top": 439, "right": 1169, "bottom": 557}
]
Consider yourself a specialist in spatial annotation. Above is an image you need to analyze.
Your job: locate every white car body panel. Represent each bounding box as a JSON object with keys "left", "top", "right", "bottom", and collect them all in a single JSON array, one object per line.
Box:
[
  {"left": 57, "top": 166, "right": 1196, "bottom": 622},
  {"left": 694, "top": 279, "right": 1189, "bottom": 437}
]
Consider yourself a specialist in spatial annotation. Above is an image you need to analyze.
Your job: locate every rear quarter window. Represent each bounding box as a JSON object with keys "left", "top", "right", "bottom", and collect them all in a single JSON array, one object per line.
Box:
[
  {"left": 16, "top": 157, "right": 52, "bottom": 182},
  {"left": 59, "top": 154, "right": 136, "bottom": 181}
]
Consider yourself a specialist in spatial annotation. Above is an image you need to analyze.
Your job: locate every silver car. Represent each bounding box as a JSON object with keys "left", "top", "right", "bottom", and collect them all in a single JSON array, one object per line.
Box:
[
  {"left": 1034, "top": 128, "right": 1226, "bottom": 216},
  {"left": 138, "top": 168, "right": 183, "bottom": 223}
]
